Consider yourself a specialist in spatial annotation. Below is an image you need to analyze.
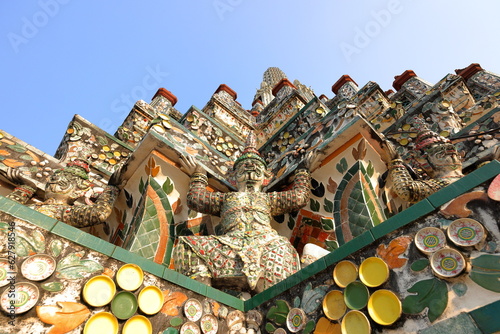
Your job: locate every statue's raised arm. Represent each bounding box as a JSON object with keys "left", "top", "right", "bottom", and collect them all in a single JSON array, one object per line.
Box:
[{"left": 381, "top": 122, "right": 463, "bottom": 203}]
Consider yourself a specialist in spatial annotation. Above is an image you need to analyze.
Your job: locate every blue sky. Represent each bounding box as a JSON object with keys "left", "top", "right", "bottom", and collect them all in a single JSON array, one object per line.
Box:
[{"left": 2, "top": 1, "right": 499, "bottom": 155}]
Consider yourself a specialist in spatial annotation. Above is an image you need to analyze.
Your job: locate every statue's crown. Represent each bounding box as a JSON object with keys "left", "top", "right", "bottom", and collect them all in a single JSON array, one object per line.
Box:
[
  {"left": 412, "top": 118, "right": 451, "bottom": 151},
  {"left": 63, "top": 158, "right": 90, "bottom": 180},
  {"left": 233, "top": 132, "right": 267, "bottom": 168}
]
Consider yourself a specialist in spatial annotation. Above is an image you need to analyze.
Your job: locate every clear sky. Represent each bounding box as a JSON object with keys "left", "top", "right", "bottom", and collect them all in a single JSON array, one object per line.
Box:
[{"left": 1, "top": 1, "right": 499, "bottom": 155}]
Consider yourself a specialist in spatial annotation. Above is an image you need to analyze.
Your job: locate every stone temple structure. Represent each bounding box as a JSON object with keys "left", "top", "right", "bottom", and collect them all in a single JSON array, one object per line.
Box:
[{"left": 0, "top": 64, "right": 499, "bottom": 333}]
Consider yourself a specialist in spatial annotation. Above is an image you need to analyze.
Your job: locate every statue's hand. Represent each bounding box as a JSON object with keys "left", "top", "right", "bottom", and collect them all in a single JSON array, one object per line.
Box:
[
  {"left": 380, "top": 139, "right": 399, "bottom": 163},
  {"left": 0, "top": 167, "right": 36, "bottom": 189},
  {"left": 108, "top": 166, "right": 125, "bottom": 187},
  {"left": 179, "top": 155, "right": 204, "bottom": 175},
  {"left": 303, "top": 150, "right": 324, "bottom": 171}
]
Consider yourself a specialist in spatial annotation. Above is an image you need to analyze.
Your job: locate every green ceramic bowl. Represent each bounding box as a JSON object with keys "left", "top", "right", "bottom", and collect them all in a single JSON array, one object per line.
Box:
[
  {"left": 111, "top": 291, "right": 138, "bottom": 320},
  {"left": 344, "top": 281, "right": 369, "bottom": 310}
]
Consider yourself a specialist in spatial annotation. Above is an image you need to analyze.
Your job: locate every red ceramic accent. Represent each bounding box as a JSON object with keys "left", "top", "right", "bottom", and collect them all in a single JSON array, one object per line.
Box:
[
  {"left": 487, "top": 173, "right": 500, "bottom": 201},
  {"left": 272, "top": 78, "right": 297, "bottom": 96},
  {"left": 153, "top": 88, "right": 178, "bottom": 106},
  {"left": 455, "top": 63, "right": 483, "bottom": 81},
  {"left": 331, "top": 75, "right": 357, "bottom": 94},
  {"left": 440, "top": 191, "right": 489, "bottom": 218},
  {"left": 252, "top": 98, "right": 263, "bottom": 106},
  {"left": 214, "top": 84, "right": 237, "bottom": 100},
  {"left": 393, "top": 70, "right": 417, "bottom": 91}
]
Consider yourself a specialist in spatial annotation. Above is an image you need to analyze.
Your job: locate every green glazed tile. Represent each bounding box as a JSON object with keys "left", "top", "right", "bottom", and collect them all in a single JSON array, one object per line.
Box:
[
  {"left": 111, "top": 246, "right": 147, "bottom": 266},
  {"left": 467, "top": 160, "right": 500, "bottom": 183},
  {"left": 248, "top": 286, "right": 276, "bottom": 309},
  {"left": 137, "top": 259, "right": 166, "bottom": 277},
  {"left": 76, "top": 232, "right": 116, "bottom": 256},
  {"left": 162, "top": 268, "right": 182, "bottom": 285},
  {"left": 323, "top": 248, "right": 347, "bottom": 268},
  {"left": 206, "top": 286, "right": 244, "bottom": 311},
  {"left": 297, "top": 257, "right": 327, "bottom": 280},
  {"left": 0, "top": 196, "right": 18, "bottom": 214},
  {"left": 4, "top": 200, "right": 57, "bottom": 231},
  {"left": 51, "top": 221, "right": 84, "bottom": 242},
  {"left": 469, "top": 300, "right": 500, "bottom": 334},
  {"left": 370, "top": 199, "right": 434, "bottom": 240},
  {"left": 174, "top": 274, "right": 207, "bottom": 296},
  {"left": 426, "top": 182, "right": 459, "bottom": 208},
  {"left": 418, "top": 312, "right": 481, "bottom": 334}
]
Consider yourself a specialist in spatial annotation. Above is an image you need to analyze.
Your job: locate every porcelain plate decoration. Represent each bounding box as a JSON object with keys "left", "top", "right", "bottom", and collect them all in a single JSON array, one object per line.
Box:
[
  {"left": 0, "top": 258, "right": 17, "bottom": 288},
  {"left": 430, "top": 248, "right": 466, "bottom": 278},
  {"left": 21, "top": 254, "right": 56, "bottom": 281},
  {"left": 448, "top": 218, "right": 485, "bottom": 247},
  {"left": 415, "top": 227, "right": 446, "bottom": 254},
  {"left": 286, "top": 308, "right": 306, "bottom": 333},
  {"left": 200, "top": 314, "right": 219, "bottom": 334},
  {"left": 1, "top": 282, "right": 40, "bottom": 314},
  {"left": 180, "top": 321, "right": 201, "bottom": 334},
  {"left": 184, "top": 298, "right": 203, "bottom": 322}
]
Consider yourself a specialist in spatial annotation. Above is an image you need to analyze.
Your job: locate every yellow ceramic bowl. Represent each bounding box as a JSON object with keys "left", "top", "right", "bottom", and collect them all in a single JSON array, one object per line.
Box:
[
  {"left": 83, "top": 312, "right": 118, "bottom": 334},
  {"left": 367, "top": 289, "right": 402, "bottom": 325},
  {"left": 322, "top": 290, "right": 346, "bottom": 321},
  {"left": 341, "top": 310, "right": 370, "bottom": 334},
  {"left": 359, "top": 257, "right": 389, "bottom": 288},
  {"left": 138, "top": 285, "right": 164, "bottom": 315},
  {"left": 123, "top": 315, "right": 152, "bottom": 334},
  {"left": 83, "top": 275, "right": 116, "bottom": 307},
  {"left": 315, "top": 317, "right": 341, "bottom": 334},
  {"left": 116, "top": 263, "right": 144, "bottom": 291},
  {"left": 333, "top": 261, "right": 358, "bottom": 288}
]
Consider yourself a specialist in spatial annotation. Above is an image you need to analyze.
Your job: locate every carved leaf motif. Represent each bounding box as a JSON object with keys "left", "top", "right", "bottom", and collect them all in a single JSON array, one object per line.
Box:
[
  {"left": 49, "top": 239, "right": 63, "bottom": 257},
  {"left": 41, "top": 282, "right": 64, "bottom": 292},
  {"left": 402, "top": 278, "right": 448, "bottom": 323},
  {"left": 36, "top": 302, "right": 90, "bottom": 334},
  {"left": 145, "top": 157, "right": 161, "bottom": 177},
  {"left": 55, "top": 253, "right": 103, "bottom": 279},
  {"left": 3, "top": 158, "right": 24, "bottom": 168},
  {"left": 139, "top": 177, "right": 145, "bottom": 193},
  {"left": 124, "top": 189, "right": 134, "bottom": 208},
  {"left": 469, "top": 254, "right": 500, "bottom": 292},
  {"left": 6, "top": 143, "right": 27, "bottom": 153},
  {"left": 326, "top": 177, "right": 337, "bottom": 194},
  {"left": 323, "top": 198, "right": 333, "bottom": 213},
  {"left": 15, "top": 228, "right": 45, "bottom": 257},
  {"left": 172, "top": 198, "right": 183, "bottom": 215},
  {"left": 310, "top": 198, "right": 320, "bottom": 212},
  {"left": 411, "top": 259, "right": 430, "bottom": 272},
  {"left": 163, "top": 177, "right": 174, "bottom": 195},
  {"left": 320, "top": 217, "right": 334, "bottom": 232},
  {"left": 287, "top": 215, "right": 296, "bottom": 231},
  {"left": 376, "top": 236, "right": 412, "bottom": 269},
  {"left": 161, "top": 289, "right": 188, "bottom": 316},
  {"left": 301, "top": 283, "right": 329, "bottom": 314},
  {"left": 336, "top": 158, "right": 348, "bottom": 174},
  {"left": 311, "top": 178, "right": 325, "bottom": 197},
  {"left": 266, "top": 299, "right": 290, "bottom": 325},
  {"left": 352, "top": 140, "right": 367, "bottom": 160},
  {"left": 366, "top": 161, "right": 374, "bottom": 177},
  {"left": 303, "top": 319, "right": 316, "bottom": 334}
]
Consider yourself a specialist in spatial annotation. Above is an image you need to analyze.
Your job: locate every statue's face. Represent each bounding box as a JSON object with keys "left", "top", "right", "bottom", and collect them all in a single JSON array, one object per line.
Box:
[
  {"left": 425, "top": 142, "right": 461, "bottom": 174},
  {"left": 234, "top": 158, "right": 267, "bottom": 192},
  {"left": 45, "top": 170, "right": 88, "bottom": 203}
]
